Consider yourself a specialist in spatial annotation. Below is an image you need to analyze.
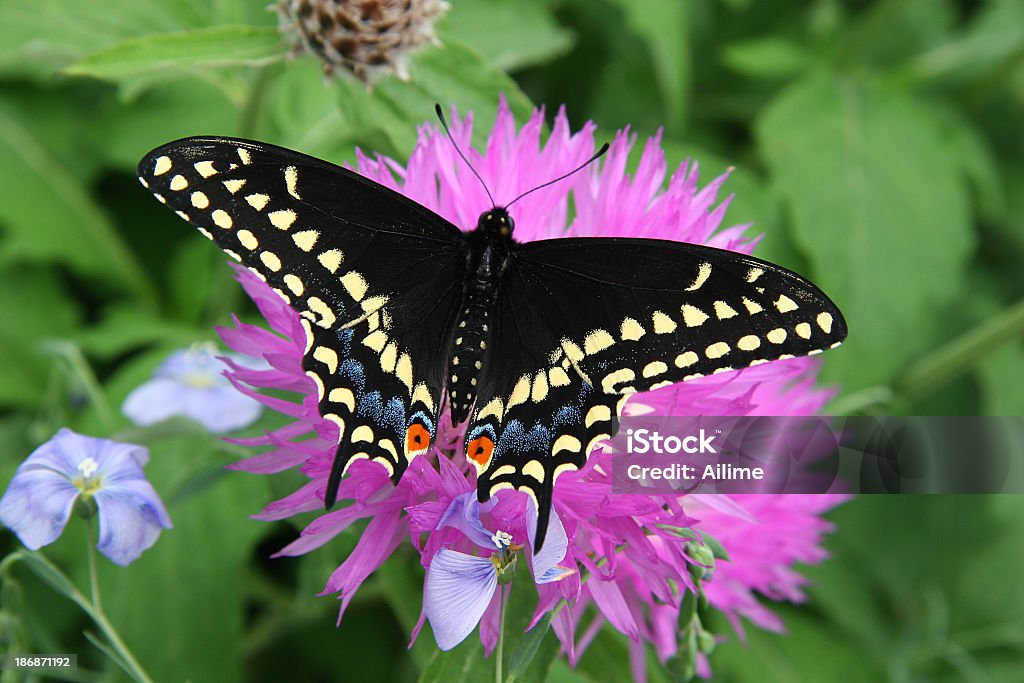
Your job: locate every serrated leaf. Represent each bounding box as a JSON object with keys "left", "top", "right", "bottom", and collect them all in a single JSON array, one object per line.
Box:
[
  {"left": 756, "top": 70, "right": 973, "bottom": 389},
  {"left": 63, "top": 25, "right": 283, "bottom": 81}
]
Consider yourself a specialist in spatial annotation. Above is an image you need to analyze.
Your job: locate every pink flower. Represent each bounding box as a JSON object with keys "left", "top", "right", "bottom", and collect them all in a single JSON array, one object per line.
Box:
[{"left": 218, "top": 99, "right": 846, "bottom": 677}]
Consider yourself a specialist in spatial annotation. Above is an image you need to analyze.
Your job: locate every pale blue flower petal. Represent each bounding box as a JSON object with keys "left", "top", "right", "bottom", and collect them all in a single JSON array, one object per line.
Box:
[
  {"left": 527, "top": 505, "right": 572, "bottom": 583},
  {"left": 180, "top": 385, "right": 263, "bottom": 433},
  {"left": 94, "top": 485, "right": 172, "bottom": 566},
  {"left": 122, "top": 377, "right": 192, "bottom": 426},
  {"left": 424, "top": 548, "right": 498, "bottom": 651},
  {"left": 435, "top": 491, "right": 493, "bottom": 548},
  {"left": 122, "top": 347, "right": 264, "bottom": 433},
  {"left": 0, "top": 466, "right": 78, "bottom": 550}
]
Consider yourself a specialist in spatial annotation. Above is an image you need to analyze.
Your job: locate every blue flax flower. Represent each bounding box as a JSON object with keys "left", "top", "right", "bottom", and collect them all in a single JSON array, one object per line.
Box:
[
  {"left": 122, "top": 343, "right": 263, "bottom": 433},
  {"left": 424, "top": 492, "right": 573, "bottom": 651},
  {"left": 0, "top": 429, "right": 171, "bottom": 565}
]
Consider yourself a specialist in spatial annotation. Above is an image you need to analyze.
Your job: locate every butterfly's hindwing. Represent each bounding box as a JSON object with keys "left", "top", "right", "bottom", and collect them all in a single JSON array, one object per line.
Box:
[
  {"left": 138, "top": 137, "right": 466, "bottom": 503},
  {"left": 462, "top": 263, "right": 629, "bottom": 550}
]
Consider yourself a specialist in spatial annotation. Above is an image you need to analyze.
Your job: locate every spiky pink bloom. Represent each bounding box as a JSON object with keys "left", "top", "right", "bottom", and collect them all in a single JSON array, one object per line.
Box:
[{"left": 218, "top": 100, "right": 846, "bottom": 678}]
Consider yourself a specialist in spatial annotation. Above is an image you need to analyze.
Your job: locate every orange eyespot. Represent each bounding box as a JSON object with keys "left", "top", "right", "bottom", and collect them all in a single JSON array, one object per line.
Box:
[
  {"left": 406, "top": 423, "right": 431, "bottom": 454},
  {"left": 467, "top": 435, "right": 494, "bottom": 467}
]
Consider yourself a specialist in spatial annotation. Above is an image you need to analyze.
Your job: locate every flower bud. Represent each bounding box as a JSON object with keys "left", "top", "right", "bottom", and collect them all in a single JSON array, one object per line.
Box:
[{"left": 276, "top": 0, "right": 449, "bottom": 82}]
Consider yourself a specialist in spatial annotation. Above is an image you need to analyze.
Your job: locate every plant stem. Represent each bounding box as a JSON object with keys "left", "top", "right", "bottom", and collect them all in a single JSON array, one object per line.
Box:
[
  {"left": 85, "top": 523, "right": 101, "bottom": 613},
  {"left": 896, "top": 296, "right": 1024, "bottom": 400},
  {"left": 495, "top": 585, "right": 508, "bottom": 683},
  {"left": 83, "top": 529, "right": 153, "bottom": 683},
  {"left": 87, "top": 596, "right": 155, "bottom": 683}
]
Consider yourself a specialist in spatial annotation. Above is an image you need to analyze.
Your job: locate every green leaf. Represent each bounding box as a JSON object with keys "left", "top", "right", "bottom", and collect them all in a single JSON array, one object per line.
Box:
[
  {"left": 756, "top": 70, "right": 973, "bottom": 389},
  {"left": 83, "top": 630, "right": 132, "bottom": 674},
  {"left": 897, "top": 295, "right": 1024, "bottom": 402},
  {"left": 547, "top": 659, "right": 592, "bottom": 683},
  {"left": 507, "top": 611, "right": 553, "bottom": 681},
  {"left": 0, "top": 265, "right": 80, "bottom": 408},
  {"left": 85, "top": 78, "right": 240, "bottom": 171},
  {"left": 266, "top": 60, "right": 357, "bottom": 160},
  {"left": 930, "top": 105, "right": 1004, "bottom": 219},
  {"left": 978, "top": 343, "right": 1024, "bottom": 415},
  {"left": 612, "top": 0, "right": 689, "bottom": 124},
  {"left": 720, "top": 37, "right": 811, "bottom": 80},
  {"left": 325, "top": 39, "right": 535, "bottom": 156},
  {"left": 606, "top": 0, "right": 691, "bottom": 134},
  {"left": 417, "top": 638, "right": 490, "bottom": 683},
  {"left": 660, "top": 138, "right": 788, "bottom": 264},
  {"left": 501, "top": 581, "right": 561, "bottom": 683},
  {"left": 63, "top": 26, "right": 283, "bottom": 81},
  {"left": 904, "top": 0, "right": 1024, "bottom": 85},
  {"left": 376, "top": 552, "right": 437, "bottom": 670},
  {"left": 707, "top": 605, "right": 886, "bottom": 682},
  {"left": 17, "top": 553, "right": 85, "bottom": 610},
  {"left": 0, "top": 0, "right": 190, "bottom": 78},
  {"left": 0, "top": 104, "right": 157, "bottom": 305},
  {"left": 441, "top": 0, "right": 574, "bottom": 72},
  {"left": 575, "top": 629, "right": 671, "bottom": 683},
  {"left": 100, "top": 439, "right": 268, "bottom": 683},
  {"left": 73, "top": 305, "right": 203, "bottom": 359}
]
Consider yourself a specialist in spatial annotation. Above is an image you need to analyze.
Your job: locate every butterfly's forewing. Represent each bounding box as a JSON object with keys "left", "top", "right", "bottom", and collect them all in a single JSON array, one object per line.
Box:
[
  {"left": 516, "top": 237, "right": 847, "bottom": 384},
  {"left": 138, "top": 137, "right": 466, "bottom": 502},
  {"left": 467, "top": 236, "right": 847, "bottom": 549}
]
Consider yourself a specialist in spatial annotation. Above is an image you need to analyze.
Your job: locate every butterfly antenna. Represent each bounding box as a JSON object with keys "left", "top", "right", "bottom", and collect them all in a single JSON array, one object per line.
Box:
[
  {"left": 505, "top": 142, "right": 610, "bottom": 210},
  {"left": 434, "top": 103, "right": 496, "bottom": 208}
]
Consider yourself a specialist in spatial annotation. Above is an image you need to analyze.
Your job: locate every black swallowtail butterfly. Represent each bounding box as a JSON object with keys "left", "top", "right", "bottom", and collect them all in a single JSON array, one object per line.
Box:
[{"left": 138, "top": 113, "right": 846, "bottom": 551}]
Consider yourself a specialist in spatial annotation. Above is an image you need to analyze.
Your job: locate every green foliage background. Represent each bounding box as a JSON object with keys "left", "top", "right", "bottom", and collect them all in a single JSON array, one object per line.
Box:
[{"left": 0, "top": 0, "right": 1022, "bottom": 681}]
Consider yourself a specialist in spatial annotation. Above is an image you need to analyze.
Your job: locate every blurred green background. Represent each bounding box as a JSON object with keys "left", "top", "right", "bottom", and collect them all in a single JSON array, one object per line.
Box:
[{"left": 0, "top": 0, "right": 1022, "bottom": 681}]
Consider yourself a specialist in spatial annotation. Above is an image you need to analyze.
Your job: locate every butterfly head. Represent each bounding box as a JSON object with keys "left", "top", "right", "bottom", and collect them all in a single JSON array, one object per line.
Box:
[{"left": 477, "top": 207, "right": 515, "bottom": 237}]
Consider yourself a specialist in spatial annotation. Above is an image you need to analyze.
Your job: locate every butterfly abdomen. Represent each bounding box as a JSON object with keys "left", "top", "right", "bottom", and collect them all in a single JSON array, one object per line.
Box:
[{"left": 447, "top": 292, "right": 492, "bottom": 425}]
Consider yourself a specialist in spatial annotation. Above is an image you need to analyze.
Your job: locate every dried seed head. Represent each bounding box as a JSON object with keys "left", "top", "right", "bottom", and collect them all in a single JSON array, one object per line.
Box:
[{"left": 277, "top": 0, "right": 448, "bottom": 83}]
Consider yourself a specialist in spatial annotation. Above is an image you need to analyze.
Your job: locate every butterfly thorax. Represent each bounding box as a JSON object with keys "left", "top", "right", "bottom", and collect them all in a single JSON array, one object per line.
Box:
[{"left": 446, "top": 208, "right": 515, "bottom": 425}]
